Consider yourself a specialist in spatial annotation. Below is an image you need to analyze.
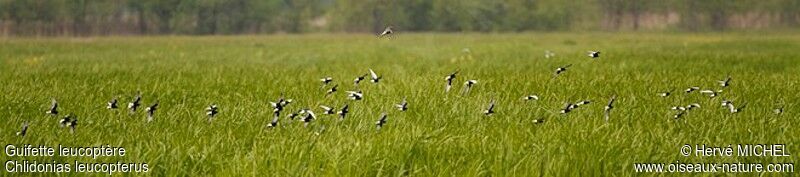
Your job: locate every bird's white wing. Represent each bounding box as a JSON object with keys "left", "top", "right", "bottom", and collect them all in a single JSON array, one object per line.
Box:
[{"left": 369, "top": 69, "right": 378, "bottom": 79}]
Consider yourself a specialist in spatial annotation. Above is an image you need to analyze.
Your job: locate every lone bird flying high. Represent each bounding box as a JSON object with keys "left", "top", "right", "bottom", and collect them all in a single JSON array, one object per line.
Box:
[{"left": 378, "top": 26, "right": 393, "bottom": 38}]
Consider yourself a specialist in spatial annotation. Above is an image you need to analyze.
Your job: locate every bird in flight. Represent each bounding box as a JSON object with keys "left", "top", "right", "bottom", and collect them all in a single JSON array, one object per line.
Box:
[
  {"left": 445, "top": 71, "right": 458, "bottom": 92},
  {"left": 562, "top": 100, "right": 590, "bottom": 114},
  {"left": 604, "top": 96, "right": 616, "bottom": 122},
  {"left": 145, "top": 101, "right": 159, "bottom": 123},
  {"left": 658, "top": 89, "right": 673, "bottom": 97},
  {"left": 483, "top": 99, "right": 496, "bottom": 116},
  {"left": 267, "top": 113, "right": 280, "bottom": 128},
  {"left": 320, "top": 105, "right": 335, "bottom": 115},
  {"left": 17, "top": 121, "right": 28, "bottom": 136},
  {"left": 128, "top": 92, "right": 142, "bottom": 114},
  {"left": 287, "top": 109, "right": 303, "bottom": 120},
  {"left": 462, "top": 80, "right": 478, "bottom": 95},
  {"left": 301, "top": 109, "right": 317, "bottom": 127},
  {"left": 369, "top": 69, "right": 381, "bottom": 83},
  {"left": 107, "top": 97, "right": 118, "bottom": 109},
  {"left": 60, "top": 114, "right": 77, "bottom": 134},
  {"left": 774, "top": 105, "right": 784, "bottom": 115},
  {"left": 588, "top": 51, "right": 600, "bottom": 58},
  {"left": 699, "top": 89, "right": 722, "bottom": 98},
  {"left": 327, "top": 84, "right": 338, "bottom": 95},
  {"left": 270, "top": 94, "right": 293, "bottom": 112},
  {"left": 346, "top": 90, "right": 363, "bottom": 100},
  {"left": 395, "top": 97, "right": 408, "bottom": 111},
  {"left": 554, "top": 64, "right": 572, "bottom": 77},
  {"left": 718, "top": 75, "right": 732, "bottom": 88},
  {"left": 354, "top": 74, "right": 367, "bottom": 86},
  {"left": 320, "top": 77, "right": 333, "bottom": 86},
  {"left": 206, "top": 104, "right": 218, "bottom": 123},
  {"left": 378, "top": 26, "right": 393, "bottom": 38},
  {"left": 375, "top": 112, "right": 388, "bottom": 130},
  {"left": 532, "top": 118, "right": 545, "bottom": 124},
  {"left": 523, "top": 94, "right": 539, "bottom": 101},
  {"left": 727, "top": 102, "right": 746, "bottom": 113},
  {"left": 337, "top": 104, "right": 349, "bottom": 120},
  {"left": 46, "top": 98, "right": 58, "bottom": 116},
  {"left": 684, "top": 86, "right": 700, "bottom": 93}
]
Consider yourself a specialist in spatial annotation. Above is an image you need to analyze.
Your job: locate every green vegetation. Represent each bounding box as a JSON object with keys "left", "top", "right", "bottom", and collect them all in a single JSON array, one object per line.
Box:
[
  {"left": 1, "top": 33, "right": 798, "bottom": 176},
  {"left": 1, "top": 0, "right": 800, "bottom": 35}
]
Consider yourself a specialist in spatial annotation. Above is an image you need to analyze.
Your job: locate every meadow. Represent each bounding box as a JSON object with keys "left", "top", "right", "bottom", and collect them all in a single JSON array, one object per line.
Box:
[{"left": 1, "top": 33, "right": 798, "bottom": 176}]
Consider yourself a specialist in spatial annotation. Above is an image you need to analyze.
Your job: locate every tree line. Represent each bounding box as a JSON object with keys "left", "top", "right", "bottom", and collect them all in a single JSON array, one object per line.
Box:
[{"left": 0, "top": 0, "right": 798, "bottom": 36}]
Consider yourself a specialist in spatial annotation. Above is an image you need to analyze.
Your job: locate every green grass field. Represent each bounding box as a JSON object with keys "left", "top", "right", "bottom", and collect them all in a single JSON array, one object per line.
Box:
[{"left": 1, "top": 33, "right": 798, "bottom": 176}]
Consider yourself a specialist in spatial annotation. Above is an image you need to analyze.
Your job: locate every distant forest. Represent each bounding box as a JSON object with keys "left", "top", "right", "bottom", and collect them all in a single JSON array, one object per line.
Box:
[{"left": 1, "top": 0, "right": 799, "bottom": 36}]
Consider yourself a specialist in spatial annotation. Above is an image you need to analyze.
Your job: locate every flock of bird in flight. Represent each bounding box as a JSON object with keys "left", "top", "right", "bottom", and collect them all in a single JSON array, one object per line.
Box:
[{"left": 13, "top": 27, "right": 786, "bottom": 137}]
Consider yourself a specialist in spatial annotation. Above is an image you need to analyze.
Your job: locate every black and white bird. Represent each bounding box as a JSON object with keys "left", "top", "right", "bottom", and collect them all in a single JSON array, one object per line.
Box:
[
  {"left": 369, "top": 69, "right": 381, "bottom": 83},
  {"left": 375, "top": 112, "right": 388, "bottom": 130},
  {"left": 301, "top": 109, "right": 317, "bottom": 127},
  {"left": 354, "top": 74, "right": 367, "bottom": 86},
  {"left": 588, "top": 51, "right": 600, "bottom": 58},
  {"left": 337, "top": 104, "right": 349, "bottom": 120},
  {"left": 671, "top": 106, "right": 687, "bottom": 111},
  {"left": 287, "top": 109, "right": 302, "bottom": 120},
  {"left": 445, "top": 71, "right": 458, "bottom": 92},
  {"left": 320, "top": 105, "right": 335, "bottom": 115},
  {"left": 59, "top": 114, "right": 77, "bottom": 133},
  {"left": 378, "top": 26, "right": 393, "bottom": 38},
  {"left": 699, "top": 89, "right": 722, "bottom": 98},
  {"left": 727, "top": 102, "right": 746, "bottom": 113},
  {"left": 128, "top": 92, "right": 142, "bottom": 114},
  {"left": 320, "top": 77, "right": 333, "bottom": 86},
  {"left": 554, "top": 64, "right": 572, "bottom": 77},
  {"left": 686, "top": 103, "right": 701, "bottom": 110},
  {"left": 17, "top": 121, "right": 28, "bottom": 136},
  {"left": 544, "top": 50, "right": 555, "bottom": 59},
  {"left": 483, "top": 99, "right": 496, "bottom": 116},
  {"left": 395, "top": 97, "right": 408, "bottom": 111},
  {"left": 718, "top": 76, "right": 732, "bottom": 88},
  {"left": 59, "top": 115, "right": 72, "bottom": 128},
  {"left": 721, "top": 100, "right": 732, "bottom": 107},
  {"left": 562, "top": 100, "right": 590, "bottom": 114},
  {"left": 270, "top": 95, "right": 293, "bottom": 112},
  {"left": 346, "top": 91, "right": 363, "bottom": 100},
  {"left": 462, "top": 80, "right": 478, "bottom": 95},
  {"left": 523, "top": 94, "right": 539, "bottom": 101},
  {"left": 685, "top": 86, "right": 700, "bottom": 93},
  {"left": 68, "top": 117, "right": 77, "bottom": 134},
  {"left": 673, "top": 111, "right": 686, "bottom": 120},
  {"left": 145, "top": 101, "right": 158, "bottom": 122},
  {"left": 774, "top": 105, "right": 784, "bottom": 115},
  {"left": 561, "top": 103, "right": 575, "bottom": 114},
  {"left": 326, "top": 84, "right": 338, "bottom": 95},
  {"left": 604, "top": 96, "right": 616, "bottom": 122},
  {"left": 266, "top": 113, "right": 280, "bottom": 128},
  {"left": 658, "top": 90, "right": 673, "bottom": 97},
  {"left": 206, "top": 104, "right": 218, "bottom": 122},
  {"left": 46, "top": 98, "right": 58, "bottom": 115},
  {"left": 532, "top": 118, "right": 545, "bottom": 124},
  {"left": 107, "top": 97, "right": 118, "bottom": 109}
]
